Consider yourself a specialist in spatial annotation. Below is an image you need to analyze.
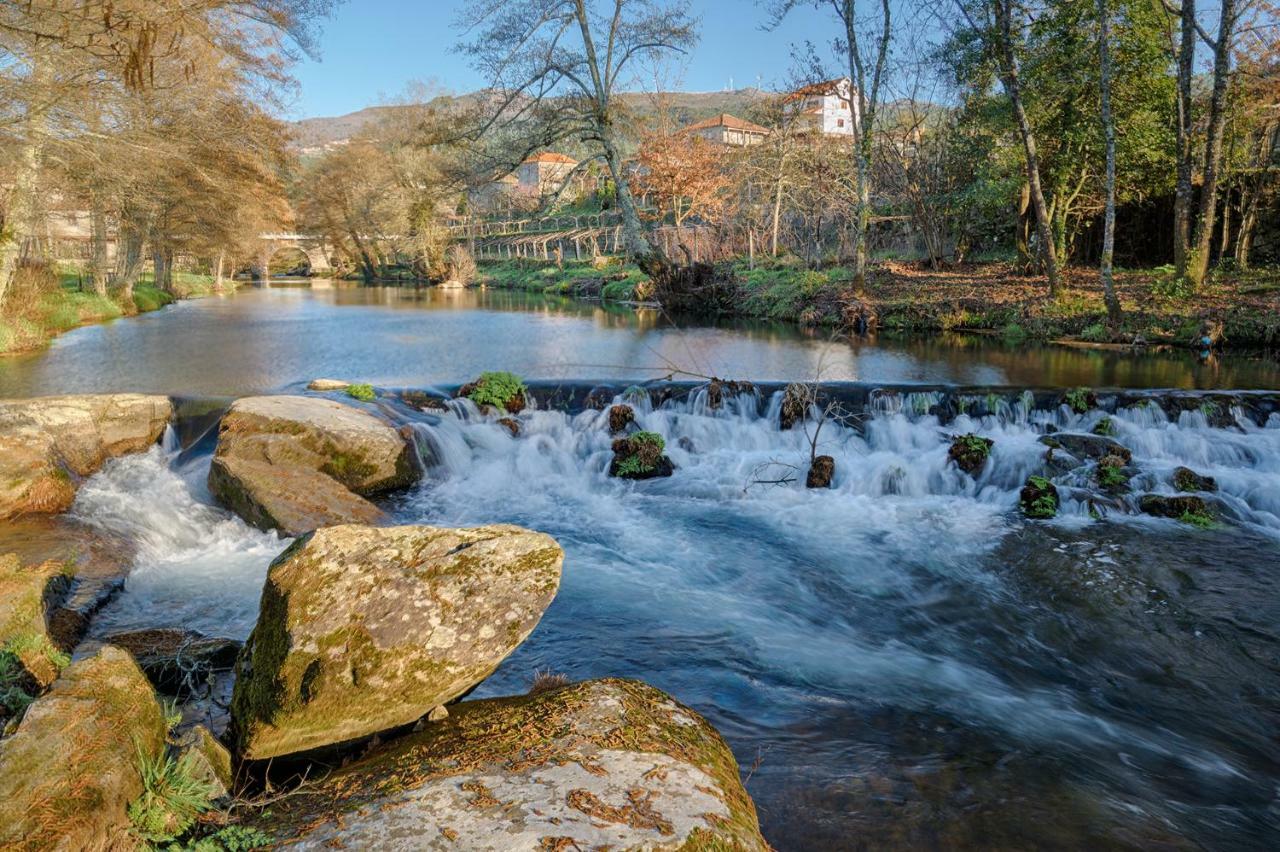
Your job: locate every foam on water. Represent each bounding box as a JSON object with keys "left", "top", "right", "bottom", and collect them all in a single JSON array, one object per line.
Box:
[{"left": 69, "top": 387, "right": 1280, "bottom": 845}]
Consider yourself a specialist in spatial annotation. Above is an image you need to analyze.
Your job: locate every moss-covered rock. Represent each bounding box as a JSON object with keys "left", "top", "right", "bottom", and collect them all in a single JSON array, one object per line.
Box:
[
  {"left": 608, "top": 403, "right": 636, "bottom": 434},
  {"left": 1173, "top": 466, "right": 1217, "bottom": 493},
  {"left": 1020, "top": 476, "right": 1060, "bottom": 520},
  {"left": 0, "top": 393, "right": 172, "bottom": 518},
  {"left": 948, "top": 434, "right": 994, "bottom": 476},
  {"left": 0, "top": 554, "right": 72, "bottom": 690},
  {"left": 1138, "top": 494, "right": 1213, "bottom": 522},
  {"left": 230, "top": 523, "right": 563, "bottom": 761},
  {"left": 175, "top": 724, "right": 234, "bottom": 802},
  {"left": 779, "top": 383, "right": 810, "bottom": 430},
  {"left": 247, "top": 678, "right": 768, "bottom": 850},
  {"left": 609, "top": 432, "right": 675, "bottom": 480},
  {"left": 0, "top": 646, "right": 167, "bottom": 850},
  {"left": 207, "top": 395, "right": 420, "bottom": 535},
  {"left": 458, "top": 372, "right": 528, "bottom": 414},
  {"left": 1038, "top": 432, "right": 1132, "bottom": 464}
]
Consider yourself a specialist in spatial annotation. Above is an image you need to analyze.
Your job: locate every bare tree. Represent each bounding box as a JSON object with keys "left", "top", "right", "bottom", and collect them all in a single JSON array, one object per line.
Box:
[{"left": 455, "top": 0, "right": 697, "bottom": 281}]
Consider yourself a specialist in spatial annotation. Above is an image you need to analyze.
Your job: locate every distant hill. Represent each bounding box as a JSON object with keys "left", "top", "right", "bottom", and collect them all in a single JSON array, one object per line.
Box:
[{"left": 290, "top": 89, "right": 773, "bottom": 152}]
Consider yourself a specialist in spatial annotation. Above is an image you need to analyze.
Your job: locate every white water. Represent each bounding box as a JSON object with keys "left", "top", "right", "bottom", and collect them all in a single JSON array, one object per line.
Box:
[{"left": 68, "top": 388, "right": 1280, "bottom": 845}]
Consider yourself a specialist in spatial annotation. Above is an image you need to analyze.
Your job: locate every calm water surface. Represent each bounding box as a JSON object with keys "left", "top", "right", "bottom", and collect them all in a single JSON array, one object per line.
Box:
[
  {"left": 7, "top": 282, "right": 1280, "bottom": 849},
  {"left": 1, "top": 282, "right": 1277, "bottom": 396}
]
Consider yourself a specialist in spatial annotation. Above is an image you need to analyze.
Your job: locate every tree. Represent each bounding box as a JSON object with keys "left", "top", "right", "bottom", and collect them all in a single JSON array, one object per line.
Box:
[
  {"left": 949, "top": 0, "right": 1061, "bottom": 296},
  {"left": 1097, "top": 0, "right": 1122, "bottom": 322},
  {"left": 769, "top": 0, "right": 892, "bottom": 290},
  {"left": 635, "top": 131, "right": 732, "bottom": 250},
  {"left": 455, "top": 0, "right": 698, "bottom": 280}
]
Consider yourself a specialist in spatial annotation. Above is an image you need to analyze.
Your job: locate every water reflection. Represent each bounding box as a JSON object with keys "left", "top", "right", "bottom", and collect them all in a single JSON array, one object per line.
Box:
[{"left": 1, "top": 281, "right": 1276, "bottom": 398}]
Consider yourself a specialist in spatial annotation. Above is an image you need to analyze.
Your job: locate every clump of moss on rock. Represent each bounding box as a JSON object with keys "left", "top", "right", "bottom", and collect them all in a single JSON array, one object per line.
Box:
[
  {"left": 1095, "top": 454, "right": 1130, "bottom": 493},
  {"left": 608, "top": 404, "right": 635, "bottom": 434},
  {"left": 459, "top": 372, "right": 527, "bottom": 414},
  {"left": 345, "top": 383, "right": 376, "bottom": 402},
  {"left": 1139, "top": 494, "right": 1216, "bottom": 527},
  {"left": 948, "top": 434, "right": 994, "bottom": 476},
  {"left": 1063, "top": 388, "right": 1097, "bottom": 414},
  {"left": 1020, "top": 476, "right": 1060, "bottom": 519},
  {"left": 1091, "top": 416, "right": 1116, "bottom": 437},
  {"left": 1173, "top": 466, "right": 1217, "bottom": 493},
  {"left": 609, "top": 431, "right": 674, "bottom": 480}
]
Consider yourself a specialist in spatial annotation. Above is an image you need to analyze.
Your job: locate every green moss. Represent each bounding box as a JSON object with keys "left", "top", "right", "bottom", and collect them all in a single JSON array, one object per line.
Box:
[
  {"left": 1177, "top": 510, "right": 1217, "bottom": 529},
  {"left": 1095, "top": 457, "right": 1129, "bottom": 491},
  {"left": 1021, "top": 476, "right": 1059, "bottom": 519},
  {"left": 1091, "top": 416, "right": 1116, "bottom": 437},
  {"left": 345, "top": 383, "right": 376, "bottom": 402},
  {"left": 1064, "top": 388, "right": 1093, "bottom": 414},
  {"left": 614, "top": 431, "right": 666, "bottom": 476}
]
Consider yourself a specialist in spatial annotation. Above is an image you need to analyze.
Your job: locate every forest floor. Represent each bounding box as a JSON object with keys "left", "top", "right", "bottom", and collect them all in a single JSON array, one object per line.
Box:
[
  {"left": 478, "top": 258, "right": 1280, "bottom": 353},
  {"left": 0, "top": 267, "right": 225, "bottom": 356}
]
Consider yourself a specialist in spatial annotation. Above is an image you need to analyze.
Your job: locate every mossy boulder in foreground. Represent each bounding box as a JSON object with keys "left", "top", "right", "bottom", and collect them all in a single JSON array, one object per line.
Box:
[
  {"left": 0, "top": 646, "right": 167, "bottom": 850},
  {"left": 248, "top": 678, "right": 768, "bottom": 851},
  {"left": 207, "top": 395, "right": 420, "bottom": 535},
  {"left": 230, "top": 523, "right": 563, "bottom": 760},
  {"left": 0, "top": 393, "right": 172, "bottom": 518}
]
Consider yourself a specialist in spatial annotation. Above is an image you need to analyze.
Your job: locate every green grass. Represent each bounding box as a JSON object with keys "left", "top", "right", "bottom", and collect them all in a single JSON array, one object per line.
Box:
[
  {"left": 479, "top": 260, "right": 650, "bottom": 301},
  {"left": 128, "top": 745, "right": 219, "bottom": 843},
  {"left": 1177, "top": 509, "right": 1217, "bottom": 529},
  {"left": 1064, "top": 388, "right": 1093, "bottom": 414},
  {"left": 0, "top": 650, "right": 34, "bottom": 719},
  {"left": 615, "top": 430, "right": 666, "bottom": 476},
  {"left": 167, "top": 825, "right": 272, "bottom": 851},
  {"left": 734, "top": 261, "right": 847, "bottom": 324},
  {"left": 345, "top": 383, "right": 376, "bottom": 402}
]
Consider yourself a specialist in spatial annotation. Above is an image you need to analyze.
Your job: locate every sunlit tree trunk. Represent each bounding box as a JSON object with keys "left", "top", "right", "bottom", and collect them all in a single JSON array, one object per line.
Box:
[
  {"left": 1187, "top": 0, "right": 1239, "bottom": 288},
  {"left": 0, "top": 51, "right": 49, "bottom": 310},
  {"left": 1172, "top": 0, "right": 1195, "bottom": 278},
  {"left": 89, "top": 201, "right": 111, "bottom": 297}
]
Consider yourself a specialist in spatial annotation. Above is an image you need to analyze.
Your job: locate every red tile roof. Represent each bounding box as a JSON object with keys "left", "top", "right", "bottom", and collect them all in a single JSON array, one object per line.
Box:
[{"left": 681, "top": 113, "right": 770, "bottom": 135}]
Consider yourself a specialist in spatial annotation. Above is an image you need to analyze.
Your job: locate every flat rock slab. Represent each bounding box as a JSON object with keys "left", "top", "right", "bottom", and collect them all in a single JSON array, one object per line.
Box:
[
  {"left": 230, "top": 523, "right": 563, "bottom": 760},
  {"left": 0, "top": 394, "right": 171, "bottom": 517},
  {"left": 251, "top": 678, "right": 767, "bottom": 851},
  {"left": 104, "top": 628, "right": 241, "bottom": 696},
  {"left": 207, "top": 395, "right": 419, "bottom": 535},
  {"left": 0, "top": 646, "right": 167, "bottom": 850}
]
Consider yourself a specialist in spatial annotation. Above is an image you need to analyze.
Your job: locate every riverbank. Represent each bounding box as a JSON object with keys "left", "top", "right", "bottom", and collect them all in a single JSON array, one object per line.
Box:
[
  {"left": 477, "top": 258, "right": 1280, "bottom": 352},
  {"left": 0, "top": 266, "right": 228, "bottom": 356}
]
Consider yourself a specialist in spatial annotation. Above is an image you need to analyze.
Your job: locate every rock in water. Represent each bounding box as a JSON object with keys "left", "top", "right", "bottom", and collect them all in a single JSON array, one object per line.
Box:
[
  {"left": 105, "top": 628, "right": 241, "bottom": 696},
  {"left": 1020, "top": 476, "right": 1060, "bottom": 519},
  {"left": 948, "top": 434, "right": 994, "bottom": 476},
  {"left": 248, "top": 678, "right": 768, "bottom": 851},
  {"left": 1173, "top": 466, "right": 1217, "bottom": 493},
  {"left": 307, "top": 378, "right": 351, "bottom": 391},
  {"left": 230, "top": 524, "right": 563, "bottom": 760},
  {"left": 807, "top": 455, "right": 835, "bottom": 488},
  {"left": 0, "top": 647, "right": 167, "bottom": 850},
  {"left": 607, "top": 403, "right": 635, "bottom": 434},
  {"left": 207, "top": 395, "right": 419, "bottom": 535},
  {"left": 0, "top": 394, "right": 172, "bottom": 518},
  {"left": 1138, "top": 494, "right": 1211, "bottom": 520},
  {"left": 1038, "top": 433, "right": 1132, "bottom": 464},
  {"left": 609, "top": 433, "right": 675, "bottom": 480}
]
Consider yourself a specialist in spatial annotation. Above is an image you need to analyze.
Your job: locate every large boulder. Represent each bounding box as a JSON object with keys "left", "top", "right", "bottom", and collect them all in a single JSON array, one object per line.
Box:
[
  {"left": 0, "top": 646, "right": 167, "bottom": 850},
  {"left": 248, "top": 678, "right": 768, "bottom": 851},
  {"left": 230, "top": 524, "right": 563, "bottom": 760},
  {"left": 207, "top": 395, "right": 419, "bottom": 535},
  {"left": 0, "top": 553, "right": 71, "bottom": 690},
  {"left": 0, "top": 394, "right": 172, "bottom": 518}
]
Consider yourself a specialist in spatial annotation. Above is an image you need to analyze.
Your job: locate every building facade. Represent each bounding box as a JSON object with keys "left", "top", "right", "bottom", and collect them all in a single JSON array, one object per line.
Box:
[
  {"left": 680, "top": 113, "right": 770, "bottom": 147},
  {"left": 784, "top": 77, "right": 857, "bottom": 137}
]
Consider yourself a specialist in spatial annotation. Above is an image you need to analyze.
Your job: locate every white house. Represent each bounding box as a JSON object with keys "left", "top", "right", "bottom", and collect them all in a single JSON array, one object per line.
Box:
[
  {"left": 784, "top": 77, "right": 857, "bottom": 137},
  {"left": 680, "top": 113, "right": 770, "bottom": 147}
]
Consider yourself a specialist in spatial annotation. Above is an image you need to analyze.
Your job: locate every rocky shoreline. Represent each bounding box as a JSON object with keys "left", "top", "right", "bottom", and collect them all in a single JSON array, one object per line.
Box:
[{"left": 0, "top": 389, "right": 769, "bottom": 850}]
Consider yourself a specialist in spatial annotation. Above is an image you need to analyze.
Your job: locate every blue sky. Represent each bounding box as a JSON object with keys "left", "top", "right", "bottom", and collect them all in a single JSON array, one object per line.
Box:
[{"left": 288, "top": 1, "right": 835, "bottom": 119}]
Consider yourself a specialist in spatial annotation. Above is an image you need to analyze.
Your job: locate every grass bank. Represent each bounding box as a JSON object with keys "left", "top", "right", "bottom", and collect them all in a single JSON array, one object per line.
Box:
[
  {"left": 483, "top": 255, "right": 1279, "bottom": 351},
  {"left": 1, "top": 265, "right": 226, "bottom": 356},
  {"left": 478, "top": 259, "right": 652, "bottom": 302}
]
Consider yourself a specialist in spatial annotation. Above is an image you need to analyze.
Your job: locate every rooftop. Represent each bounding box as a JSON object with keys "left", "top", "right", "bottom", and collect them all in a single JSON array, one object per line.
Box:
[
  {"left": 681, "top": 113, "right": 770, "bottom": 135},
  {"left": 522, "top": 152, "right": 578, "bottom": 165}
]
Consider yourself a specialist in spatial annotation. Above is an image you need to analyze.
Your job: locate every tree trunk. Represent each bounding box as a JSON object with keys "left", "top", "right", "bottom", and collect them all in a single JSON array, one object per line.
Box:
[
  {"left": 152, "top": 248, "right": 174, "bottom": 293},
  {"left": 89, "top": 201, "right": 110, "bottom": 297},
  {"left": 996, "top": 0, "right": 1060, "bottom": 296},
  {"left": 1097, "top": 0, "right": 1122, "bottom": 323},
  {"left": 1187, "top": 0, "right": 1239, "bottom": 287},
  {"left": 213, "top": 249, "right": 226, "bottom": 291},
  {"left": 600, "top": 134, "right": 666, "bottom": 277},
  {"left": 1173, "top": 0, "right": 1196, "bottom": 278},
  {"left": 0, "top": 53, "right": 49, "bottom": 310}
]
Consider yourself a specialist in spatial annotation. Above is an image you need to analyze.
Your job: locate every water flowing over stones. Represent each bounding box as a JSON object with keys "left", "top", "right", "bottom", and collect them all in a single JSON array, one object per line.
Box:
[
  {"left": 0, "top": 647, "right": 167, "bottom": 850},
  {"left": 230, "top": 523, "right": 563, "bottom": 760},
  {"left": 249, "top": 679, "right": 768, "bottom": 851},
  {"left": 207, "top": 394, "right": 420, "bottom": 535},
  {"left": 0, "top": 393, "right": 172, "bottom": 517}
]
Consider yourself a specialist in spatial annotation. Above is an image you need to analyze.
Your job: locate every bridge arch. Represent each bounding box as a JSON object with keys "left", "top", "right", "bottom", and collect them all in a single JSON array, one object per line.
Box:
[{"left": 253, "top": 234, "right": 334, "bottom": 279}]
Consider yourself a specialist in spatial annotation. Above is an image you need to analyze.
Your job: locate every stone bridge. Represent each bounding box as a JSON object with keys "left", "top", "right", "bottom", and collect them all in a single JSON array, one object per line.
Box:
[{"left": 254, "top": 233, "right": 334, "bottom": 278}]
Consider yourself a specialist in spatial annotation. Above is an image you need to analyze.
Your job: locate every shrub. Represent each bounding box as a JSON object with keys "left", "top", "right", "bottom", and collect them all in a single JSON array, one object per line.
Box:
[
  {"left": 0, "top": 651, "right": 34, "bottom": 719},
  {"left": 465, "top": 371, "right": 527, "bottom": 412},
  {"left": 1080, "top": 322, "right": 1108, "bottom": 342},
  {"left": 345, "top": 383, "right": 376, "bottom": 402},
  {"left": 446, "top": 245, "right": 477, "bottom": 285},
  {"left": 528, "top": 668, "right": 572, "bottom": 695},
  {"left": 128, "top": 746, "right": 218, "bottom": 843}
]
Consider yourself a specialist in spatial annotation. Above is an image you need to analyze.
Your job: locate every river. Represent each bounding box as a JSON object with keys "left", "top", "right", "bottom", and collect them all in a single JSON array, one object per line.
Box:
[{"left": 7, "top": 283, "right": 1280, "bottom": 849}]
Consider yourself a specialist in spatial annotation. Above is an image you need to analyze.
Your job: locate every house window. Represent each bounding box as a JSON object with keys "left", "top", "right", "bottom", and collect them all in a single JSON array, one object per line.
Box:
[{"left": 837, "top": 119, "right": 845, "bottom": 127}]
